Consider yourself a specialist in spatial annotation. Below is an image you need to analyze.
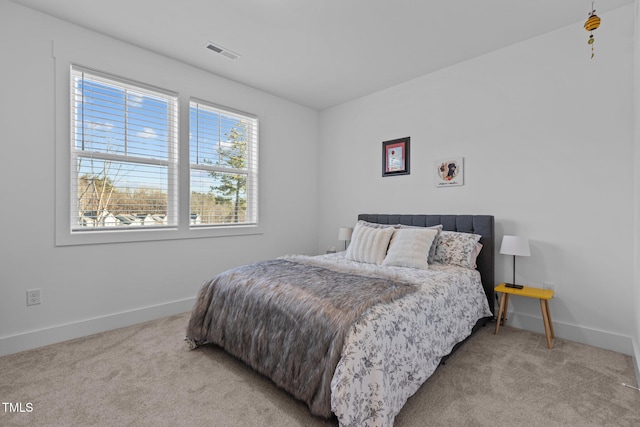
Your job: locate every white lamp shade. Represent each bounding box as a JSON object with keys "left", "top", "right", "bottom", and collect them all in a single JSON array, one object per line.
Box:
[
  {"left": 338, "top": 227, "right": 353, "bottom": 241},
  {"left": 500, "top": 235, "right": 530, "bottom": 257}
]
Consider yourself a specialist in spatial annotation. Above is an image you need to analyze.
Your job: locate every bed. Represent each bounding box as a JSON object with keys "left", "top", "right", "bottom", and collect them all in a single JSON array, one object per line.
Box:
[{"left": 186, "top": 214, "right": 495, "bottom": 426}]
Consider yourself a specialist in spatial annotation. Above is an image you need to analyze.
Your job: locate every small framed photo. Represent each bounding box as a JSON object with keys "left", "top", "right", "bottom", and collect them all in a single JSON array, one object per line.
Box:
[
  {"left": 382, "top": 137, "right": 410, "bottom": 177},
  {"left": 435, "top": 157, "right": 464, "bottom": 187}
]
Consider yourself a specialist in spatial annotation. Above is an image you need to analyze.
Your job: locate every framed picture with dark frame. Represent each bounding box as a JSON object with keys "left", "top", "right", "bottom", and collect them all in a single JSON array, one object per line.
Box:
[{"left": 382, "top": 137, "right": 410, "bottom": 177}]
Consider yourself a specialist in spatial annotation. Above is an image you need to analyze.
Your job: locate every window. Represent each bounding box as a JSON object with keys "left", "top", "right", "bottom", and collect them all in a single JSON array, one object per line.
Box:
[
  {"left": 189, "top": 100, "right": 258, "bottom": 227},
  {"left": 61, "top": 62, "right": 260, "bottom": 245},
  {"left": 70, "top": 66, "right": 178, "bottom": 231}
]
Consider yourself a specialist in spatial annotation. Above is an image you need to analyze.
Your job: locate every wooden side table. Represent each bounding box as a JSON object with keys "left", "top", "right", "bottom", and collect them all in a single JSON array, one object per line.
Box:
[{"left": 494, "top": 283, "right": 555, "bottom": 349}]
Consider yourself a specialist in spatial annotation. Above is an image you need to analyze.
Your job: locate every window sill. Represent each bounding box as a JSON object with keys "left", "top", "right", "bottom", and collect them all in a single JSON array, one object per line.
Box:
[{"left": 55, "top": 224, "right": 263, "bottom": 246}]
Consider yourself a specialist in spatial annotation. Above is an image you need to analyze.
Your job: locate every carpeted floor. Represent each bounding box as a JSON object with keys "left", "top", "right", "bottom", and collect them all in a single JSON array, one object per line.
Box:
[{"left": 1, "top": 312, "right": 638, "bottom": 426}]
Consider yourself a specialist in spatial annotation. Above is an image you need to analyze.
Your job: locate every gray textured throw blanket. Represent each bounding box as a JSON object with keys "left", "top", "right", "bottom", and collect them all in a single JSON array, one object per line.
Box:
[{"left": 186, "top": 258, "right": 417, "bottom": 418}]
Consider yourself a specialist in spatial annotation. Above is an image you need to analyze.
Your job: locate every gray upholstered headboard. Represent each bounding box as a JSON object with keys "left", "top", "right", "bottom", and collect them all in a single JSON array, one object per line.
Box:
[{"left": 358, "top": 214, "right": 495, "bottom": 315}]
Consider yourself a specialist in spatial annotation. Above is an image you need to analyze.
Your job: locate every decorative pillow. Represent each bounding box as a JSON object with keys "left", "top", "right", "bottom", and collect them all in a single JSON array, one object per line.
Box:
[
  {"left": 345, "top": 222, "right": 395, "bottom": 264},
  {"left": 432, "top": 230, "right": 482, "bottom": 268},
  {"left": 398, "top": 224, "right": 443, "bottom": 263},
  {"left": 382, "top": 228, "right": 439, "bottom": 269},
  {"left": 469, "top": 242, "right": 483, "bottom": 269}
]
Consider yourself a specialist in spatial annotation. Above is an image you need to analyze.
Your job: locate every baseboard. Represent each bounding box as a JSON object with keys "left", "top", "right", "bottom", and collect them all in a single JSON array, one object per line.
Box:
[
  {"left": 508, "top": 312, "right": 634, "bottom": 356},
  {"left": 0, "top": 297, "right": 196, "bottom": 357},
  {"left": 633, "top": 338, "right": 640, "bottom": 386}
]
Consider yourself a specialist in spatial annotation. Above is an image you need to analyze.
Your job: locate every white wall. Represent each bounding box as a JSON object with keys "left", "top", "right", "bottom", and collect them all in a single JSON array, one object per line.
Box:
[
  {"left": 319, "top": 6, "right": 636, "bottom": 354},
  {"left": 634, "top": 0, "right": 640, "bottom": 379},
  {"left": 0, "top": 1, "right": 319, "bottom": 356}
]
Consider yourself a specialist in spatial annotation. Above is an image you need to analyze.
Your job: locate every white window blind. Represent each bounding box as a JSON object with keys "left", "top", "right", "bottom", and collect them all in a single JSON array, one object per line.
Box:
[
  {"left": 70, "top": 66, "right": 178, "bottom": 231},
  {"left": 189, "top": 99, "right": 258, "bottom": 226}
]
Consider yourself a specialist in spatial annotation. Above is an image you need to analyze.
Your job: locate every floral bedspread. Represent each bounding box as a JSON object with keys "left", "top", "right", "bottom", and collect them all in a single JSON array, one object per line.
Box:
[{"left": 286, "top": 253, "right": 492, "bottom": 427}]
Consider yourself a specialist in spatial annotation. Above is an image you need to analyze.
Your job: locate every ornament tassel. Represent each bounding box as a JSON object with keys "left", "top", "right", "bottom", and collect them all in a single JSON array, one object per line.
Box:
[{"left": 584, "top": 2, "right": 601, "bottom": 59}]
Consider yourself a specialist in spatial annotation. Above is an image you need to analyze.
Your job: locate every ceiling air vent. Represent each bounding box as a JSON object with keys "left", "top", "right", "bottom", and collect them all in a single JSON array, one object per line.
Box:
[{"left": 205, "top": 42, "right": 240, "bottom": 60}]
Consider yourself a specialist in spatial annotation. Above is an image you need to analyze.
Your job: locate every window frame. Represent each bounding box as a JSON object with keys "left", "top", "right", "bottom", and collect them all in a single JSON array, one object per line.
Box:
[
  {"left": 189, "top": 98, "right": 259, "bottom": 229},
  {"left": 54, "top": 44, "right": 262, "bottom": 246},
  {"left": 69, "top": 65, "right": 180, "bottom": 233}
]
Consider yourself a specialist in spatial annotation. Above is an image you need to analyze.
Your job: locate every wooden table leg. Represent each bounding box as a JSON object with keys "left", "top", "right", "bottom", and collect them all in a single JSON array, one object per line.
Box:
[
  {"left": 502, "top": 294, "right": 510, "bottom": 325},
  {"left": 495, "top": 293, "right": 506, "bottom": 335},
  {"left": 544, "top": 299, "right": 555, "bottom": 339},
  {"left": 540, "top": 299, "right": 553, "bottom": 349}
]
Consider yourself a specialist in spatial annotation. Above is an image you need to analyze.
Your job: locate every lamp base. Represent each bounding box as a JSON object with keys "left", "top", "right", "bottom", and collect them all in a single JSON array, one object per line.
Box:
[{"left": 504, "top": 283, "right": 524, "bottom": 289}]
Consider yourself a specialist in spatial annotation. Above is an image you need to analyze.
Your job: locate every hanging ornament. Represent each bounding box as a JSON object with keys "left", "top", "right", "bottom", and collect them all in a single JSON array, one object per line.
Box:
[{"left": 584, "top": 2, "right": 601, "bottom": 59}]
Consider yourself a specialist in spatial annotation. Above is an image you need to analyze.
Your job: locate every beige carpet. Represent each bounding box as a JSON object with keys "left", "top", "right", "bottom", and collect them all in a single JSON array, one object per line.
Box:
[{"left": 1, "top": 312, "right": 638, "bottom": 427}]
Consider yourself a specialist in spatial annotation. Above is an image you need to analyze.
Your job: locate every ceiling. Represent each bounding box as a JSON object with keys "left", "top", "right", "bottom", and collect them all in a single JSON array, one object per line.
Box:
[{"left": 11, "top": 0, "right": 633, "bottom": 110}]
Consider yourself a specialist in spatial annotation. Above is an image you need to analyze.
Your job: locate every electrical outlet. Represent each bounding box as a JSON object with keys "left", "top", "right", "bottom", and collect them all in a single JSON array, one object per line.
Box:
[
  {"left": 26, "top": 289, "right": 41, "bottom": 306},
  {"left": 543, "top": 282, "right": 556, "bottom": 292}
]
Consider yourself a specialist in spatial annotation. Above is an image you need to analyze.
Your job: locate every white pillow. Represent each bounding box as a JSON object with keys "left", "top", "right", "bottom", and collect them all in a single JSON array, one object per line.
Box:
[
  {"left": 357, "top": 219, "right": 397, "bottom": 229},
  {"left": 345, "top": 222, "right": 395, "bottom": 264},
  {"left": 382, "top": 228, "right": 439, "bottom": 269},
  {"left": 399, "top": 224, "right": 443, "bottom": 263}
]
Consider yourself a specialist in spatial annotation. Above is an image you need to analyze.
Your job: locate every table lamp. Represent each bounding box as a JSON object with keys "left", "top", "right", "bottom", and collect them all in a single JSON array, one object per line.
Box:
[
  {"left": 500, "top": 235, "right": 530, "bottom": 289},
  {"left": 338, "top": 227, "right": 353, "bottom": 250}
]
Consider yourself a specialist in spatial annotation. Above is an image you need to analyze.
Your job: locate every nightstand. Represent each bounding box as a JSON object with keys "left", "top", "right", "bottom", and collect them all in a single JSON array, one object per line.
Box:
[{"left": 494, "top": 283, "right": 555, "bottom": 349}]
